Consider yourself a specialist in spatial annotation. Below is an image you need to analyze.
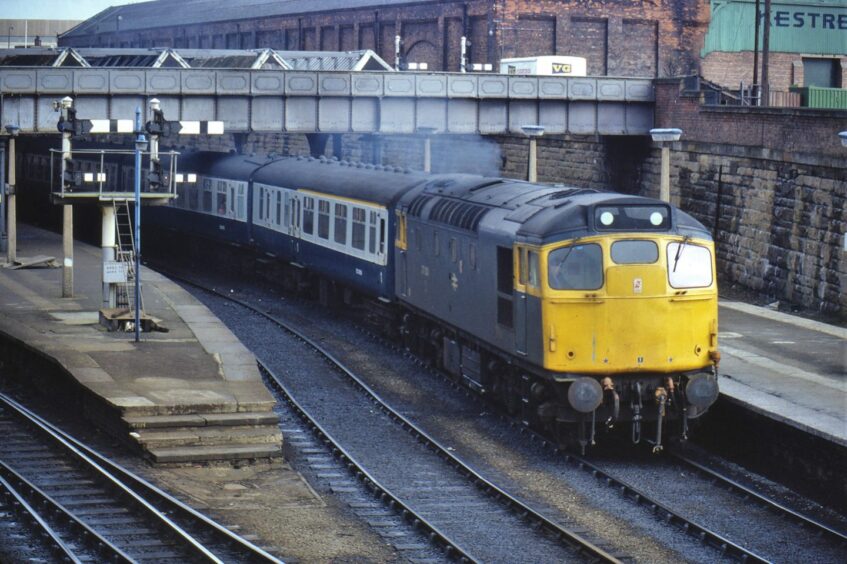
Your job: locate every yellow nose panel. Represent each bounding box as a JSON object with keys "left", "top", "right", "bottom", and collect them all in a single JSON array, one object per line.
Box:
[
  {"left": 606, "top": 265, "right": 666, "bottom": 297},
  {"left": 543, "top": 295, "right": 716, "bottom": 374}
]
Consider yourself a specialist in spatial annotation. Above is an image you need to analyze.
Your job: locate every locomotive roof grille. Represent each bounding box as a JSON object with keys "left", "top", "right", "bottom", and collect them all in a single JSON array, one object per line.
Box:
[
  {"left": 408, "top": 194, "right": 434, "bottom": 217},
  {"left": 428, "top": 197, "right": 490, "bottom": 232}
]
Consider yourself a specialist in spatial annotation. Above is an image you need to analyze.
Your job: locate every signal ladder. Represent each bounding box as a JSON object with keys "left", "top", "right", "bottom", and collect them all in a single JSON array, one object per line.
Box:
[{"left": 113, "top": 200, "right": 142, "bottom": 312}]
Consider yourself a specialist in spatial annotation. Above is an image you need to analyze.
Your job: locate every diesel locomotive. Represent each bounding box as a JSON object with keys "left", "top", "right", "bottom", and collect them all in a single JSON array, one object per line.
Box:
[{"left": 20, "top": 147, "right": 721, "bottom": 450}]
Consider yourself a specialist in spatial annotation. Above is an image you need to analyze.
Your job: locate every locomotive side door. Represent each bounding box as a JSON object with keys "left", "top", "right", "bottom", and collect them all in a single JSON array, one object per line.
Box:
[{"left": 514, "top": 246, "right": 528, "bottom": 356}]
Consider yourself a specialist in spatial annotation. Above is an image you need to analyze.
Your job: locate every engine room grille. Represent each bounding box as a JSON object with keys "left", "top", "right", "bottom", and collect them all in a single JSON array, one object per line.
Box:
[
  {"left": 407, "top": 194, "right": 434, "bottom": 217},
  {"left": 428, "top": 198, "right": 490, "bottom": 232}
]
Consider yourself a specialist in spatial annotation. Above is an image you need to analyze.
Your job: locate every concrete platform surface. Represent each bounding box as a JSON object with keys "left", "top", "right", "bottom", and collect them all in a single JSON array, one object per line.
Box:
[
  {"left": 0, "top": 224, "right": 281, "bottom": 463},
  {"left": 718, "top": 300, "right": 846, "bottom": 447}
]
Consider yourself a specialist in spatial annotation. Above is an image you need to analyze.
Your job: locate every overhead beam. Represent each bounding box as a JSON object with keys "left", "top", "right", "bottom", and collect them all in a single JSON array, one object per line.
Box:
[{"left": 0, "top": 68, "right": 655, "bottom": 136}]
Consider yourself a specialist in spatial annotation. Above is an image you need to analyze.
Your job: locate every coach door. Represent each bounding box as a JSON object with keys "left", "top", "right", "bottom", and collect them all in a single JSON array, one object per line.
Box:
[
  {"left": 288, "top": 193, "right": 301, "bottom": 237},
  {"left": 288, "top": 192, "right": 302, "bottom": 258}
]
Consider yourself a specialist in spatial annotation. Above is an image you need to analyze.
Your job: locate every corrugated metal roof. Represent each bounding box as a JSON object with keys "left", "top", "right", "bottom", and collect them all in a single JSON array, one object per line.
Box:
[
  {"left": 702, "top": 0, "right": 847, "bottom": 56},
  {"left": 276, "top": 50, "right": 390, "bottom": 71},
  {"left": 62, "top": 0, "right": 441, "bottom": 38}
]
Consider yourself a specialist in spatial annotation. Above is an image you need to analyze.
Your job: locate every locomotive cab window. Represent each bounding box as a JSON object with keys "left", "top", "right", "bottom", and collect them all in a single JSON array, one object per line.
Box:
[
  {"left": 611, "top": 240, "right": 658, "bottom": 264},
  {"left": 667, "top": 241, "right": 713, "bottom": 289},
  {"left": 548, "top": 244, "right": 603, "bottom": 290}
]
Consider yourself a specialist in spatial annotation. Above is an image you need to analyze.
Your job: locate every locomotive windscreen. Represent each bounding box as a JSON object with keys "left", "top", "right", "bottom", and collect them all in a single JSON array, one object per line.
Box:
[{"left": 594, "top": 204, "right": 670, "bottom": 231}]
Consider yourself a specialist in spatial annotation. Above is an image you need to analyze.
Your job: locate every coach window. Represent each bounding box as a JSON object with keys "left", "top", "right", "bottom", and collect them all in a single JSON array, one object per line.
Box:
[
  {"left": 433, "top": 231, "right": 440, "bottom": 256},
  {"left": 265, "top": 191, "right": 272, "bottom": 223},
  {"left": 229, "top": 185, "right": 237, "bottom": 217},
  {"left": 284, "top": 195, "right": 292, "bottom": 229},
  {"left": 334, "top": 203, "right": 348, "bottom": 245},
  {"left": 352, "top": 208, "right": 366, "bottom": 251},
  {"left": 258, "top": 187, "right": 265, "bottom": 220},
  {"left": 237, "top": 186, "right": 246, "bottom": 220},
  {"left": 275, "top": 191, "right": 282, "bottom": 226},
  {"left": 216, "top": 181, "right": 227, "bottom": 215},
  {"left": 318, "top": 200, "right": 330, "bottom": 239},
  {"left": 369, "top": 211, "right": 378, "bottom": 254},
  {"left": 202, "top": 180, "right": 213, "bottom": 213},
  {"left": 469, "top": 243, "right": 477, "bottom": 270},
  {"left": 303, "top": 197, "right": 315, "bottom": 235},
  {"left": 380, "top": 217, "right": 387, "bottom": 254},
  {"left": 450, "top": 238, "right": 459, "bottom": 263}
]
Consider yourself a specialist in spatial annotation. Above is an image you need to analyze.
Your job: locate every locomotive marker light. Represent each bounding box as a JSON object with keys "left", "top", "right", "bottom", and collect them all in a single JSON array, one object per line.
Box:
[
  {"left": 649, "top": 128, "right": 682, "bottom": 203},
  {"left": 521, "top": 125, "right": 545, "bottom": 183}
]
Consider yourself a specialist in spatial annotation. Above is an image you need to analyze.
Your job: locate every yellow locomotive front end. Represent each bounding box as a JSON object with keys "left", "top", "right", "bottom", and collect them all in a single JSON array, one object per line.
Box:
[
  {"left": 541, "top": 235, "right": 717, "bottom": 374},
  {"left": 517, "top": 203, "right": 719, "bottom": 449}
]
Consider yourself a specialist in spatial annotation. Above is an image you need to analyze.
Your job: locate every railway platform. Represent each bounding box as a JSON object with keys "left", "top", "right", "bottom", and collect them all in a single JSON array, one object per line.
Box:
[
  {"left": 718, "top": 301, "right": 846, "bottom": 447},
  {"left": 0, "top": 224, "right": 282, "bottom": 464}
]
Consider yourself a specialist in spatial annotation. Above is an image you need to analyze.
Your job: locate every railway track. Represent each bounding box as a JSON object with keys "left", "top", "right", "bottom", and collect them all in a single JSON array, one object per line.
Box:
[
  {"left": 176, "top": 275, "right": 623, "bottom": 563},
  {"left": 164, "top": 265, "right": 845, "bottom": 563},
  {"left": 0, "top": 391, "right": 283, "bottom": 563}
]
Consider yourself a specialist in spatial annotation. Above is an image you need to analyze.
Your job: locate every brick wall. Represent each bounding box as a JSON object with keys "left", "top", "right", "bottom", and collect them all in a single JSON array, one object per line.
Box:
[
  {"left": 702, "top": 51, "right": 847, "bottom": 91},
  {"left": 497, "top": 0, "right": 709, "bottom": 77},
  {"left": 61, "top": 0, "right": 709, "bottom": 78}
]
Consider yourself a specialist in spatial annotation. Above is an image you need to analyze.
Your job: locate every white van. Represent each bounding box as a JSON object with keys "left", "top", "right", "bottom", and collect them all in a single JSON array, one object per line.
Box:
[{"left": 499, "top": 56, "right": 587, "bottom": 77}]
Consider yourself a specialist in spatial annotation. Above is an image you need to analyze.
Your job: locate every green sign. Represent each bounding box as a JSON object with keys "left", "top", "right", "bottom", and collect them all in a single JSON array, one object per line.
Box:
[{"left": 703, "top": 0, "right": 847, "bottom": 55}]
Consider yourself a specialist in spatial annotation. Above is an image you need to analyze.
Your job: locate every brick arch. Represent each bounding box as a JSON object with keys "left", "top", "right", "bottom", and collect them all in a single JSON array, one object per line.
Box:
[{"left": 404, "top": 39, "right": 439, "bottom": 70}]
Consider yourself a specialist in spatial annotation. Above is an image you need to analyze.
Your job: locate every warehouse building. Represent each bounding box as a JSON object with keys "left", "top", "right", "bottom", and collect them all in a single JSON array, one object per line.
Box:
[{"left": 59, "top": 0, "right": 710, "bottom": 78}]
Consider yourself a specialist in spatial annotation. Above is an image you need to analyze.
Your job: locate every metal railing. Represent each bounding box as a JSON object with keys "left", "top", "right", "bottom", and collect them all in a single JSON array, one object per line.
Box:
[{"left": 49, "top": 147, "right": 179, "bottom": 200}]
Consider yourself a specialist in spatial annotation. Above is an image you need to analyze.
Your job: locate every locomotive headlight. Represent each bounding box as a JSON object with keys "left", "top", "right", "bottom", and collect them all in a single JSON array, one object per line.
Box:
[
  {"left": 649, "top": 212, "right": 663, "bottom": 226},
  {"left": 685, "top": 374, "right": 719, "bottom": 409},
  {"left": 567, "top": 377, "right": 603, "bottom": 413},
  {"left": 600, "top": 211, "right": 614, "bottom": 226}
]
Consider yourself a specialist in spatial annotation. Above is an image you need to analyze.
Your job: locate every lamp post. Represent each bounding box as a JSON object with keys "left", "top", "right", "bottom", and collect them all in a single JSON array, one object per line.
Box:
[
  {"left": 650, "top": 128, "right": 682, "bottom": 203},
  {"left": 521, "top": 125, "right": 545, "bottom": 183},
  {"left": 416, "top": 126, "right": 436, "bottom": 173},
  {"left": 5, "top": 125, "right": 19, "bottom": 265},
  {"left": 133, "top": 107, "right": 147, "bottom": 343},
  {"left": 841, "top": 132, "right": 847, "bottom": 252},
  {"left": 60, "top": 96, "right": 74, "bottom": 297},
  {"left": 7, "top": 26, "right": 13, "bottom": 49}
]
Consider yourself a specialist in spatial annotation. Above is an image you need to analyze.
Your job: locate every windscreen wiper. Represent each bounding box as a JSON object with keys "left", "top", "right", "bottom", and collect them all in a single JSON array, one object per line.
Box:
[{"left": 672, "top": 236, "right": 690, "bottom": 273}]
